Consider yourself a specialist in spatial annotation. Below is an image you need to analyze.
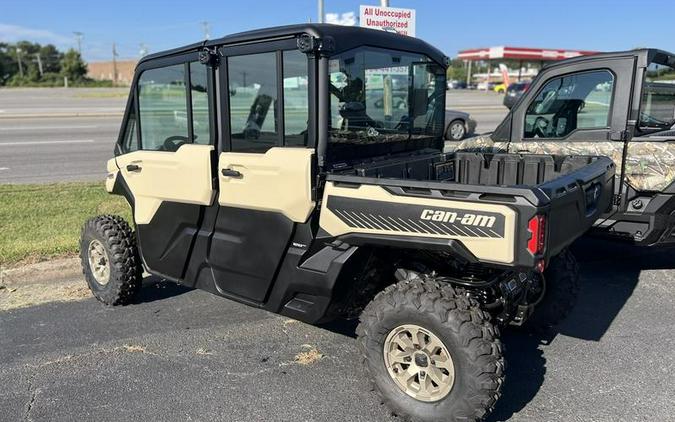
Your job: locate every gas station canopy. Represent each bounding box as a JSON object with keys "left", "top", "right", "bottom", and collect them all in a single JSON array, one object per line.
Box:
[{"left": 458, "top": 46, "right": 598, "bottom": 62}]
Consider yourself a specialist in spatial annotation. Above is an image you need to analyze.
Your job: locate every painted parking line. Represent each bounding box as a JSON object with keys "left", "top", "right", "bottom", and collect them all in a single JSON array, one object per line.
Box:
[{"left": 0, "top": 139, "right": 95, "bottom": 146}]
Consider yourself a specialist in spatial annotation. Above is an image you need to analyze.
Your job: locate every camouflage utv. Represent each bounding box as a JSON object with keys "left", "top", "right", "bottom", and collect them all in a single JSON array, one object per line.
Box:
[{"left": 447, "top": 49, "right": 675, "bottom": 245}]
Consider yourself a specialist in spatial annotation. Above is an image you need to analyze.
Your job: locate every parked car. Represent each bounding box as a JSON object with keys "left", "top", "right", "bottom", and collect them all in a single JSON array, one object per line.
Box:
[
  {"left": 447, "top": 80, "right": 467, "bottom": 89},
  {"left": 493, "top": 82, "right": 507, "bottom": 93},
  {"left": 477, "top": 80, "right": 501, "bottom": 91},
  {"left": 503, "top": 80, "right": 532, "bottom": 109},
  {"left": 445, "top": 110, "right": 476, "bottom": 140}
]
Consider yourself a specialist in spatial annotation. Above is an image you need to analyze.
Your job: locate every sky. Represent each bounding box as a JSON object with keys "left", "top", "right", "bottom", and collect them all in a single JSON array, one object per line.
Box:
[{"left": 1, "top": 0, "right": 674, "bottom": 62}]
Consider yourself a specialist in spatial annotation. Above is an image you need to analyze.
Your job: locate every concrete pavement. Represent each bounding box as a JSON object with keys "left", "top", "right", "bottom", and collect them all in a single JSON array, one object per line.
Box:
[{"left": 1, "top": 239, "right": 674, "bottom": 421}]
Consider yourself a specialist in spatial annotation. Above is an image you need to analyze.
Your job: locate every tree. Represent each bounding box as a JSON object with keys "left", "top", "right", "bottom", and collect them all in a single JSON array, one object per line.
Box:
[
  {"left": 60, "top": 49, "right": 87, "bottom": 82},
  {"left": 447, "top": 58, "right": 467, "bottom": 82},
  {"left": 39, "top": 44, "right": 63, "bottom": 74},
  {"left": 0, "top": 43, "right": 17, "bottom": 85}
]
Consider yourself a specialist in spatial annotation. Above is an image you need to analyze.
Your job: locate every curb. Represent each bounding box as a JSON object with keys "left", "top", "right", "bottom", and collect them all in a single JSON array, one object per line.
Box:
[{"left": 1, "top": 257, "right": 82, "bottom": 286}]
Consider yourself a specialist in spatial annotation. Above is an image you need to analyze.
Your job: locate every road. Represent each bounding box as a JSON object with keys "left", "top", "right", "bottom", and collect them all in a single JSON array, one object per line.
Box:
[
  {"left": 0, "top": 88, "right": 509, "bottom": 184},
  {"left": 1, "top": 239, "right": 674, "bottom": 421}
]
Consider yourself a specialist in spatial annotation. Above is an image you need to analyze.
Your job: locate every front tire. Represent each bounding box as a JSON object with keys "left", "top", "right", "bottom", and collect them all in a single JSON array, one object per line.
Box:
[
  {"left": 80, "top": 215, "right": 142, "bottom": 305},
  {"left": 357, "top": 277, "right": 504, "bottom": 422}
]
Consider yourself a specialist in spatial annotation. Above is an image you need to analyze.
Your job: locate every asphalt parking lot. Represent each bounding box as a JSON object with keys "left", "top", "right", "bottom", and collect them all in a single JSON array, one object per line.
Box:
[
  {"left": 1, "top": 238, "right": 674, "bottom": 422},
  {"left": 0, "top": 88, "right": 508, "bottom": 184}
]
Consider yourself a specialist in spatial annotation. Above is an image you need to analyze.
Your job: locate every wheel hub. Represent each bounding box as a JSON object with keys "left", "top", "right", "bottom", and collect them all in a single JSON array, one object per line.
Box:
[
  {"left": 87, "top": 239, "right": 110, "bottom": 285},
  {"left": 383, "top": 324, "right": 455, "bottom": 402}
]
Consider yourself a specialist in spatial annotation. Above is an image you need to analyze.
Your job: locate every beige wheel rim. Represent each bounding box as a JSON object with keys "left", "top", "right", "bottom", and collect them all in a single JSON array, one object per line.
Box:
[
  {"left": 87, "top": 239, "right": 110, "bottom": 285},
  {"left": 383, "top": 324, "right": 455, "bottom": 402}
]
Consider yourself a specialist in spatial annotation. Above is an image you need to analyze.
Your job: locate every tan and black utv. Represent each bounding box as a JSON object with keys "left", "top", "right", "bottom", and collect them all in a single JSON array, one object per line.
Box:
[{"left": 80, "top": 24, "right": 614, "bottom": 422}]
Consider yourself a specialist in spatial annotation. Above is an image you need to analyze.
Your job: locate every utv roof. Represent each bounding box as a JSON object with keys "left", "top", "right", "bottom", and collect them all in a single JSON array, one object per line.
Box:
[
  {"left": 139, "top": 23, "right": 448, "bottom": 66},
  {"left": 542, "top": 48, "right": 675, "bottom": 70}
]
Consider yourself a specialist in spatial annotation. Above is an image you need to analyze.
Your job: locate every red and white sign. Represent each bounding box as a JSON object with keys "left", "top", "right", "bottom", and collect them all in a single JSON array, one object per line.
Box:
[
  {"left": 359, "top": 5, "right": 416, "bottom": 37},
  {"left": 457, "top": 46, "right": 598, "bottom": 62}
]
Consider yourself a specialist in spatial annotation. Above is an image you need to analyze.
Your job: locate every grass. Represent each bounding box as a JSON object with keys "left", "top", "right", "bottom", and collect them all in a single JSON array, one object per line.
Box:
[{"left": 0, "top": 182, "right": 131, "bottom": 267}]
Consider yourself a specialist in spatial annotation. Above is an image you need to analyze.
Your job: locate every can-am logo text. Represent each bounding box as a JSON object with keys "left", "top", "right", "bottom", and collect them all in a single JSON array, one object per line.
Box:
[{"left": 420, "top": 209, "right": 496, "bottom": 228}]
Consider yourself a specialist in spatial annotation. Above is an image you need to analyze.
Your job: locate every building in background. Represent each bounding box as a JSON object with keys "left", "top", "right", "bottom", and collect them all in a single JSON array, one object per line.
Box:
[
  {"left": 86, "top": 60, "right": 136, "bottom": 86},
  {"left": 457, "top": 46, "right": 598, "bottom": 87}
]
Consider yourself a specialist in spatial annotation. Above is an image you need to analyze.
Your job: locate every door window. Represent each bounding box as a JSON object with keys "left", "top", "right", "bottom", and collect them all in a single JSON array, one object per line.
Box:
[
  {"left": 228, "top": 52, "right": 278, "bottom": 153},
  {"left": 639, "top": 59, "right": 675, "bottom": 134},
  {"left": 524, "top": 70, "right": 614, "bottom": 139},
  {"left": 121, "top": 100, "right": 139, "bottom": 153},
  {"left": 283, "top": 50, "right": 309, "bottom": 146},
  {"left": 190, "top": 62, "right": 211, "bottom": 145},
  {"left": 138, "top": 64, "right": 189, "bottom": 151}
]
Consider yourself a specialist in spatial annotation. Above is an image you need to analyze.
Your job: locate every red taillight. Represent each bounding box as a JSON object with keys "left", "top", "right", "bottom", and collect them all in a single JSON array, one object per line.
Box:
[{"left": 527, "top": 215, "right": 546, "bottom": 255}]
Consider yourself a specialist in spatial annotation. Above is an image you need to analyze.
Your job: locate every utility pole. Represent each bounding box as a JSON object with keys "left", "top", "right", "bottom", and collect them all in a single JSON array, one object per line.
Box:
[
  {"left": 380, "top": 0, "right": 389, "bottom": 7},
  {"left": 201, "top": 21, "right": 211, "bottom": 40},
  {"left": 35, "top": 53, "right": 44, "bottom": 77},
  {"left": 16, "top": 48, "right": 23, "bottom": 77},
  {"left": 318, "top": 0, "right": 324, "bottom": 23},
  {"left": 73, "top": 31, "right": 83, "bottom": 54},
  {"left": 112, "top": 43, "right": 118, "bottom": 87}
]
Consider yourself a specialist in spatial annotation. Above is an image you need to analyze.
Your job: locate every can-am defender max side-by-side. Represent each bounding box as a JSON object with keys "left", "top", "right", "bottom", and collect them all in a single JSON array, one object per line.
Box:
[{"left": 80, "top": 25, "right": 615, "bottom": 421}]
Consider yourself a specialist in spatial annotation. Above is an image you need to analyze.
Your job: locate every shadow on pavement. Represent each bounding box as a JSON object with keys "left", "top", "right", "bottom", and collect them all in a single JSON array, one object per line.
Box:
[
  {"left": 132, "top": 275, "right": 193, "bottom": 304},
  {"left": 488, "top": 237, "right": 675, "bottom": 421},
  {"left": 314, "top": 237, "right": 674, "bottom": 421}
]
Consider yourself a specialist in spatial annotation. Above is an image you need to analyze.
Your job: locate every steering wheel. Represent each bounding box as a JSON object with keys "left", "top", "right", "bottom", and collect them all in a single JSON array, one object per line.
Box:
[{"left": 162, "top": 135, "right": 189, "bottom": 152}]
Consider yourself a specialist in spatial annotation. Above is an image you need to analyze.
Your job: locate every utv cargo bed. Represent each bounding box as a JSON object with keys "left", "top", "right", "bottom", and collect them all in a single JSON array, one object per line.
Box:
[{"left": 320, "top": 152, "right": 615, "bottom": 269}]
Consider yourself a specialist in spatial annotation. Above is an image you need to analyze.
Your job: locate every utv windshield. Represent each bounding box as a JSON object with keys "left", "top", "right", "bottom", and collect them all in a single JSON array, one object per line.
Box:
[
  {"left": 327, "top": 47, "right": 445, "bottom": 163},
  {"left": 639, "top": 53, "right": 675, "bottom": 134}
]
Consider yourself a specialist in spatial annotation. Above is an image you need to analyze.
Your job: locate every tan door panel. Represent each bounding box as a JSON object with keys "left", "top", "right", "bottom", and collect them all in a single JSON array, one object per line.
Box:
[
  {"left": 115, "top": 144, "right": 215, "bottom": 224},
  {"left": 218, "top": 148, "right": 315, "bottom": 223}
]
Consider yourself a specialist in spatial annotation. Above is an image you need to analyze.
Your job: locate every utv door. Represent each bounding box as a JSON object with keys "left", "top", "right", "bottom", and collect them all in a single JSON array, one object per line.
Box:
[
  {"left": 505, "top": 55, "right": 636, "bottom": 170},
  {"left": 205, "top": 44, "right": 316, "bottom": 303},
  {"left": 113, "top": 55, "right": 216, "bottom": 281}
]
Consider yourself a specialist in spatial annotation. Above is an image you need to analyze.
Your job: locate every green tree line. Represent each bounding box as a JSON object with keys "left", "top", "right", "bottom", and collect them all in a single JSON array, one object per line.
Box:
[{"left": 0, "top": 41, "right": 111, "bottom": 87}]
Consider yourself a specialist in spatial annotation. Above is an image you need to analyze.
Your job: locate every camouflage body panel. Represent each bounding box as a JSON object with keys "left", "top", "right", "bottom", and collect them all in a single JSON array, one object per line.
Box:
[
  {"left": 624, "top": 141, "right": 675, "bottom": 192},
  {"left": 510, "top": 140, "right": 675, "bottom": 192},
  {"left": 446, "top": 134, "right": 675, "bottom": 192},
  {"left": 443, "top": 134, "right": 509, "bottom": 154}
]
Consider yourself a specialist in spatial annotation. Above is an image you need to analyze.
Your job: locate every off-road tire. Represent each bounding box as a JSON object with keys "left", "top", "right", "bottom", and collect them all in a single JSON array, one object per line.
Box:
[
  {"left": 356, "top": 277, "right": 504, "bottom": 422},
  {"left": 525, "top": 249, "right": 580, "bottom": 331},
  {"left": 80, "top": 215, "right": 142, "bottom": 305}
]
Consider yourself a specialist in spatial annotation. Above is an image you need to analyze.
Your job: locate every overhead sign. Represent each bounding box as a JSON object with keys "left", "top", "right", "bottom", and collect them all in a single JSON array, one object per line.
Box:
[{"left": 359, "top": 5, "right": 416, "bottom": 37}]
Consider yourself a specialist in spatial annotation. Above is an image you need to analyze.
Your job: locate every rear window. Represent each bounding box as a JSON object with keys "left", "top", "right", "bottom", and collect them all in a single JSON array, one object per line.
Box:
[{"left": 327, "top": 47, "right": 445, "bottom": 163}]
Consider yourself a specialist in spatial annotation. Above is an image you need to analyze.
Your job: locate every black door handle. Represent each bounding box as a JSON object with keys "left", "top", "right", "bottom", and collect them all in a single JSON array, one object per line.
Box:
[
  {"left": 221, "top": 168, "right": 242, "bottom": 178},
  {"left": 126, "top": 164, "right": 142, "bottom": 172}
]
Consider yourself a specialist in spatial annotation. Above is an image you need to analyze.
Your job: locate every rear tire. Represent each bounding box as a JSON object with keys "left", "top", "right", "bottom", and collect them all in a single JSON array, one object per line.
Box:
[
  {"left": 80, "top": 215, "right": 142, "bottom": 305},
  {"left": 526, "top": 249, "right": 580, "bottom": 331},
  {"left": 357, "top": 276, "right": 504, "bottom": 422}
]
